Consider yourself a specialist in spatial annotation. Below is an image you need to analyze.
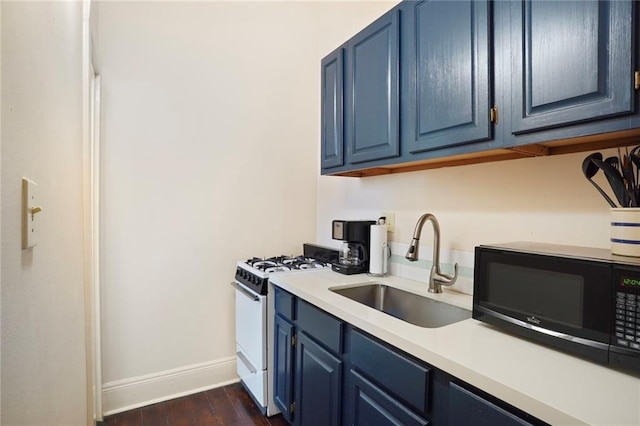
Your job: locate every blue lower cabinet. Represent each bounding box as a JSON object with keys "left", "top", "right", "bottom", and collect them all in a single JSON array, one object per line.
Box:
[
  {"left": 449, "top": 382, "right": 538, "bottom": 426},
  {"left": 273, "top": 314, "right": 294, "bottom": 422},
  {"left": 296, "top": 300, "right": 343, "bottom": 354},
  {"left": 350, "top": 329, "right": 430, "bottom": 415},
  {"left": 273, "top": 287, "right": 547, "bottom": 426},
  {"left": 346, "top": 369, "right": 429, "bottom": 426},
  {"left": 293, "top": 332, "right": 342, "bottom": 426}
]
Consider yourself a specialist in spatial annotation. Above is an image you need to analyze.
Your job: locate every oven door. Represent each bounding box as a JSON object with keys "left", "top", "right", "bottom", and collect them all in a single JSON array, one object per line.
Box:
[{"left": 232, "top": 281, "right": 267, "bottom": 407}]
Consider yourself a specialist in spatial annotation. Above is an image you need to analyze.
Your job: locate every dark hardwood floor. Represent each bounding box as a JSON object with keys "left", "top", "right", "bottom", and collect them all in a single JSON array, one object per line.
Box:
[{"left": 104, "top": 382, "right": 289, "bottom": 426}]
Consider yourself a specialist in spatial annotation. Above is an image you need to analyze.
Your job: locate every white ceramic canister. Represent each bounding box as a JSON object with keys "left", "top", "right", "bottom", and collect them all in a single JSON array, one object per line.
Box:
[{"left": 611, "top": 208, "right": 640, "bottom": 257}]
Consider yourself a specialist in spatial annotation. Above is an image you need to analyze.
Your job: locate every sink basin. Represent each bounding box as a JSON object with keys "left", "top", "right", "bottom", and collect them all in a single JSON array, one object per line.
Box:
[{"left": 331, "top": 283, "right": 471, "bottom": 328}]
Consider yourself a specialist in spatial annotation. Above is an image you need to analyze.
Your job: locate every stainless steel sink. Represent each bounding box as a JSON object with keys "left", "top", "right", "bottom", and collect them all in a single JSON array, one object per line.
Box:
[{"left": 331, "top": 283, "right": 471, "bottom": 328}]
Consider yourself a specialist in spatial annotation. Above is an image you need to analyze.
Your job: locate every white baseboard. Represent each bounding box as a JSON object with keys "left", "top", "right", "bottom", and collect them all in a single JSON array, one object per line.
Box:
[{"left": 102, "top": 356, "right": 238, "bottom": 416}]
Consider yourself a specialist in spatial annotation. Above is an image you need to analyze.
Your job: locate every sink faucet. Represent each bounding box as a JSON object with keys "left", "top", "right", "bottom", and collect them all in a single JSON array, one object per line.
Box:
[{"left": 405, "top": 213, "right": 458, "bottom": 293}]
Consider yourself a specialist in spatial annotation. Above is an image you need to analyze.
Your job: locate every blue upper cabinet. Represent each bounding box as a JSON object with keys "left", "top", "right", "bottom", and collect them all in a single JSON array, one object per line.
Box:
[
  {"left": 320, "top": 0, "right": 640, "bottom": 177},
  {"left": 321, "top": 47, "right": 344, "bottom": 169},
  {"left": 403, "top": 0, "right": 492, "bottom": 153},
  {"left": 505, "top": 0, "right": 637, "bottom": 144},
  {"left": 344, "top": 8, "right": 400, "bottom": 164},
  {"left": 449, "top": 382, "right": 537, "bottom": 426}
]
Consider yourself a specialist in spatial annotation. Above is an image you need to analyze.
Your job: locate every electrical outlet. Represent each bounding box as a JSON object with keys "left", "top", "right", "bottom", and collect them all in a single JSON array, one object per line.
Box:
[{"left": 381, "top": 212, "right": 395, "bottom": 233}]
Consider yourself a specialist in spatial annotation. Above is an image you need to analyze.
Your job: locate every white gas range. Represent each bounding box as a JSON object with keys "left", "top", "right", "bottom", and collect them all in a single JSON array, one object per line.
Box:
[{"left": 231, "top": 244, "right": 338, "bottom": 416}]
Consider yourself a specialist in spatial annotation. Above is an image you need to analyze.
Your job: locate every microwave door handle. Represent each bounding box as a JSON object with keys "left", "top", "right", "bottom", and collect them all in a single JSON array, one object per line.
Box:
[{"left": 230, "top": 281, "right": 259, "bottom": 302}]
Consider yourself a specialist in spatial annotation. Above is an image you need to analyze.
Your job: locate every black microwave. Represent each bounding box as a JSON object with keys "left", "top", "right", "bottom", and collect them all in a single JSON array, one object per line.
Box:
[{"left": 473, "top": 242, "right": 640, "bottom": 375}]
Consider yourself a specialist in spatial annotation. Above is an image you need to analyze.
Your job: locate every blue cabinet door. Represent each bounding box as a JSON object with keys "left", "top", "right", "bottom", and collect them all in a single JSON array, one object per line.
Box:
[
  {"left": 346, "top": 369, "right": 429, "bottom": 426},
  {"left": 321, "top": 47, "right": 344, "bottom": 169},
  {"left": 294, "top": 332, "right": 342, "bottom": 426},
  {"left": 403, "top": 0, "right": 491, "bottom": 153},
  {"left": 508, "top": 0, "right": 634, "bottom": 136},
  {"left": 345, "top": 8, "right": 400, "bottom": 164},
  {"left": 273, "top": 315, "right": 294, "bottom": 422},
  {"left": 350, "top": 328, "right": 430, "bottom": 415},
  {"left": 449, "top": 382, "right": 536, "bottom": 426}
]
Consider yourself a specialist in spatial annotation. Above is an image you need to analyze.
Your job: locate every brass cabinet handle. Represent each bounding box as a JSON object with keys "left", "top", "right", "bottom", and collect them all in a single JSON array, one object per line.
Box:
[{"left": 490, "top": 106, "right": 499, "bottom": 125}]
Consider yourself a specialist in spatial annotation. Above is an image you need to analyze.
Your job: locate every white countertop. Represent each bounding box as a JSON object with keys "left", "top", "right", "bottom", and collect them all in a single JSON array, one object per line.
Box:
[{"left": 269, "top": 269, "right": 640, "bottom": 426}]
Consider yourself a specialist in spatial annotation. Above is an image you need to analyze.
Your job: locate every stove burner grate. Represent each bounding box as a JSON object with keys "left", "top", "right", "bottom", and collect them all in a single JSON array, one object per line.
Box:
[
  {"left": 245, "top": 255, "right": 329, "bottom": 271},
  {"left": 236, "top": 246, "right": 338, "bottom": 296}
]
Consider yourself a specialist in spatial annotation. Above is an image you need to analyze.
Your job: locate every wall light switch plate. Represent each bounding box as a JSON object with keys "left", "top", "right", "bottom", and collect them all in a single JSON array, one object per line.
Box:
[{"left": 22, "top": 178, "right": 41, "bottom": 249}]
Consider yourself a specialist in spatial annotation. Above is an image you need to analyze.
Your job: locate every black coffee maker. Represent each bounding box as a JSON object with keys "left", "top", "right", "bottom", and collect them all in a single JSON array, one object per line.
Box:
[{"left": 331, "top": 220, "right": 376, "bottom": 275}]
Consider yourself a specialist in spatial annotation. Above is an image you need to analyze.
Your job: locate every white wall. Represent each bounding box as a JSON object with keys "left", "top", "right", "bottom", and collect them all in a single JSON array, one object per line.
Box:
[
  {"left": 98, "top": 1, "right": 325, "bottom": 412},
  {"left": 316, "top": 0, "right": 398, "bottom": 55},
  {"left": 1, "top": 2, "right": 88, "bottom": 425},
  {"left": 0, "top": 4, "right": 3, "bottom": 423}
]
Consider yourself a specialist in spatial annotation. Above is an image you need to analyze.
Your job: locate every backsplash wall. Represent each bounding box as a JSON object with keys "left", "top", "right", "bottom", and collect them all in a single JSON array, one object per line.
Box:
[
  {"left": 316, "top": 148, "right": 619, "bottom": 292},
  {"left": 386, "top": 241, "right": 475, "bottom": 295}
]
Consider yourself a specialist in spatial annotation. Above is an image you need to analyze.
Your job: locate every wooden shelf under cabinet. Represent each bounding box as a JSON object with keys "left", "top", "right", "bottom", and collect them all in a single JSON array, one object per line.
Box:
[{"left": 329, "top": 129, "right": 640, "bottom": 178}]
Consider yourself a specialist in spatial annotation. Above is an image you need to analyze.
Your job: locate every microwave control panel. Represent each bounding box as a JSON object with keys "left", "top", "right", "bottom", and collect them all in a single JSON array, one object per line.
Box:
[{"left": 612, "top": 266, "right": 640, "bottom": 352}]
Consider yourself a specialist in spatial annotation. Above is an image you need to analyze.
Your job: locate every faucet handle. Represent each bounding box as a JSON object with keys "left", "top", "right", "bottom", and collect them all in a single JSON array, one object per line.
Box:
[{"left": 433, "top": 263, "right": 458, "bottom": 286}]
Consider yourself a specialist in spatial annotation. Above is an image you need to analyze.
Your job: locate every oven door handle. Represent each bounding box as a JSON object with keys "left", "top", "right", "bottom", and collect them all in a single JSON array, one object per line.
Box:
[
  {"left": 230, "top": 281, "right": 259, "bottom": 301},
  {"left": 236, "top": 351, "right": 257, "bottom": 374}
]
